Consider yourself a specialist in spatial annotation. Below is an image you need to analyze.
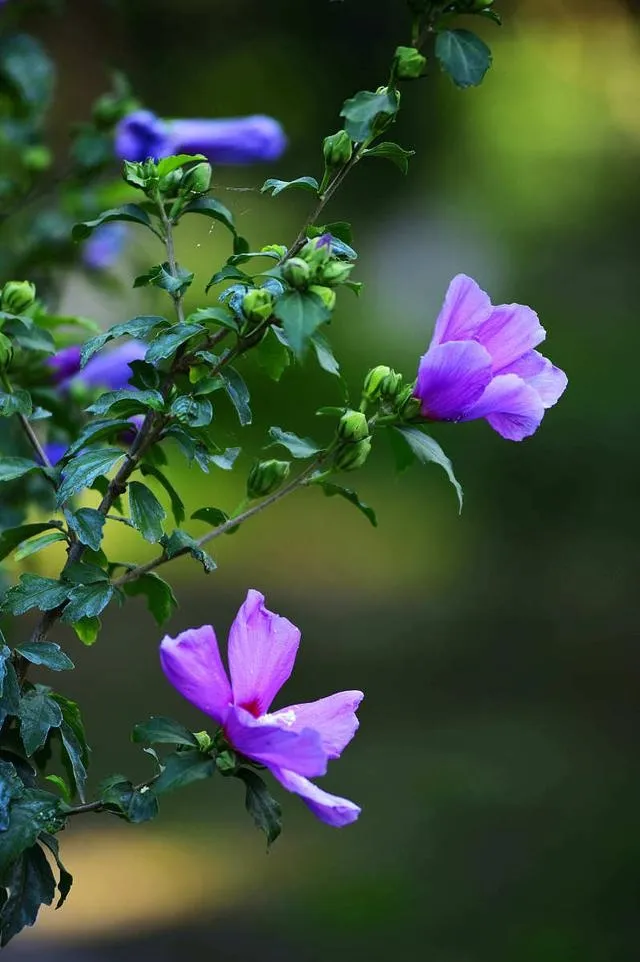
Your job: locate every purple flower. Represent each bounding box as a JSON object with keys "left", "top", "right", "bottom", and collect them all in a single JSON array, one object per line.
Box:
[
  {"left": 414, "top": 274, "right": 567, "bottom": 441},
  {"left": 44, "top": 441, "right": 69, "bottom": 466},
  {"left": 160, "top": 590, "right": 362, "bottom": 827},
  {"left": 115, "top": 110, "right": 287, "bottom": 165},
  {"left": 82, "top": 222, "right": 128, "bottom": 271},
  {"left": 47, "top": 341, "right": 146, "bottom": 392}
]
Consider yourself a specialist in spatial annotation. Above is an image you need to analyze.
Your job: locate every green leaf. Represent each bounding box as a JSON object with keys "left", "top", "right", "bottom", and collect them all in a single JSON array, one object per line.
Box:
[
  {"left": 0, "top": 843, "right": 56, "bottom": 946},
  {"left": 0, "top": 789, "right": 60, "bottom": 877},
  {"left": 132, "top": 716, "right": 199, "bottom": 749},
  {"left": 205, "top": 264, "right": 250, "bottom": 292},
  {"left": 161, "top": 530, "right": 216, "bottom": 573},
  {"left": 191, "top": 506, "right": 229, "bottom": 527},
  {"left": 186, "top": 306, "right": 239, "bottom": 332},
  {"left": 153, "top": 750, "right": 216, "bottom": 795},
  {"left": 156, "top": 153, "right": 205, "bottom": 176},
  {"left": 0, "top": 34, "right": 54, "bottom": 114},
  {"left": 56, "top": 448, "right": 125, "bottom": 505},
  {"left": 0, "top": 762, "right": 24, "bottom": 832},
  {"left": 14, "top": 643, "right": 74, "bottom": 672},
  {"left": 256, "top": 328, "right": 290, "bottom": 382},
  {"left": 13, "top": 531, "right": 67, "bottom": 562},
  {"left": 0, "top": 458, "right": 40, "bottom": 483},
  {"left": 134, "top": 264, "right": 194, "bottom": 296},
  {"left": 80, "top": 316, "right": 167, "bottom": 367},
  {"left": 71, "top": 617, "right": 100, "bottom": 646},
  {"left": 0, "top": 523, "right": 62, "bottom": 563},
  {"left": 65, "top": 508, "right": 105, "bottom": 551},
  {"left": 44, "top": 776, "right": 71, "bottom": 802},
  {"left": 394, "top": 426, "right": 463, "bottom": 510},
  {"left": 0, "top": 648, "right": 20, "bottom": 725},
  {"left": 128, "top": 481, "right": 166, "bottom": 543},
  {"left": 39, "top": 832, "right": 73, "bottom": 908},
  {"left": 310, "top": 331, "right": 340, "bottom": 377},
  {"left": 170, "top": 395, "right": 213, "bottom": 428},
  {"left": 268, "top": 426, "right": 323, "bottom": 459},
  {"left": 182, "top": 196, "right": 235, "bottom": 233},
  {"left": 72, "top": 204, "right": 158, "bottom": 242},
  {"left": 60, "top": 583, "right": 114, "bottom": 623},
  {"left": 435, "top": 29, "right": 493, "bottom": 88},
  {"left": 145, "top": 324, "right": 203, "bottom": 365},
  {"left": 0, "top": 390, "right": 32, "bottom": 418},
  {"left": 98, "top": 777, "right": 158, "bottom": 824},
  {"left": 319, "top": 481, "right": 377, "bottom": 527},
  {"left": 3, "top": 316, "right": 55, "bottom": 355},
  {"left": 340, "top": 89, "right": 399, "bottom": 142},
  {"left": 65, "top": 419, "right": 133, "bottom": 458},
  {"left": 363, "top": 141, "right": 415, "bottom": 174},
  {"left": 273, "top": 291, "right": 331, "bottom": 359},
  {"left": 140, "top": 465, "right": 184, "bottom": 525},
  {"left": 62, "top": 560, "right": 109, "bottom": 585},
  {"left": 58, "top": 721, "right": 88, "bottom": 801},
  {"left": 18, "top": 689, "right": 63, "bottom": 757},
  {"left": 261, "top": 176, "right": 319, "bottom": 197},
  {"left": 236, "top": 769, "right": 282, "bottom": 848},
  {"left": 220, "top": 367, "right": 252, "bottom": 426},
  {"left": 2, "top": 575, "right": 70, "bottom": 616},
  {"left": 86, "top": 388, "right": 164, "bottom": 417},
  {"left": 122, "top": 573, "right": 177, "bottom": 626}
]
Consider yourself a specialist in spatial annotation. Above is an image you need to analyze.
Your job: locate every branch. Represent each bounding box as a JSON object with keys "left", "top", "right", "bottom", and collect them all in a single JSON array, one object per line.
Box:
[{"left": 1, "top": 371, "right": 54, "bottom": 475}]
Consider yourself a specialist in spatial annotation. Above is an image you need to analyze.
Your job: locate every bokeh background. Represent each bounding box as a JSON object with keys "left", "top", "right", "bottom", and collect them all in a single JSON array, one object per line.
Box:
[{"left": 4, "top": 0, "right": 640, "bottom": 959}]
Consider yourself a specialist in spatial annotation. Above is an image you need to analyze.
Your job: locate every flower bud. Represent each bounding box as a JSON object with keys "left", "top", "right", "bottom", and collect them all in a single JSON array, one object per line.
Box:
[
  {"left": 246, "top": 459, "right": 291, "bottom": 499},
  {"left": 380, "top": 370, "right": 404, "bottom": 401},
  {"left": 159, "top": 168, "right": 183, "bottom": 195},
  {"left": 334, "top": 437, "right": 372, "bottom": 472},
  {"left": 242, "top": 288, "right": 274, "bottom": 323},
  {"left": 394, "top": 45, "right": 427, "bottom": 81},
  {"left": 309, "top": 285, "right": 336, "bottom": 312},
  {"left": 0, "top": 332, "right": 13, "bottom": 369},
  {"left": 398, "top": 386, "right": 422, "bottom": 420},
  {"left": 1, "top": 281, "right": 36, "bottom": 315},
  {"left": 362, "top": 365, "right": 392, "bottom": 401},
  {"left": 323, "top": 130, "right": 353, "bottom": 168},
  {"left": 337, "top": 409, "right": 370, "bottom": 443},
  {"left": 282, "top": 257, "right": 311, "bottom": 290},
  {"left": 317, "top": 259, "right": 354, "bottom": 287},
  {"left": 261, "top": 243, "right": 287, "bottom": 258},
  {"left": 182, "top": 161, "right": 212, "bottom": 194}
]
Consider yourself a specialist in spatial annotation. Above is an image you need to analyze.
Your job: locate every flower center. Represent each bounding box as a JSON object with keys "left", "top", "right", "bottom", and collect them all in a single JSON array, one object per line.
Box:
[{"left": 239, "top": 698, "right": 262, "bottom": 718}]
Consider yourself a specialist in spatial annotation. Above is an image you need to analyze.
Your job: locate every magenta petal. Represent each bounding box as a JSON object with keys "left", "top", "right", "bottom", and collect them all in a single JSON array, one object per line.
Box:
[
  {"left": 502, "top": 350, "right": 567, "bottom": 408},
  {"left": 225, "top": 706, "right": 327, "bottom": 778},
  {"left": 476, "top": 303, "right": 545, "bottom": 371},
  {"left": 160, "top": 625, "right": 232, "bottom": 723},
  {"left": 465, "top": 373, "right": 545, "bottom": 441},
  {"left": 228, "top": 589, "right": 300, "bottom": 715},
  {"left": 271, "top": 768, "right": 361, "bottom": 828},
  {"left": 432, "top": 274, "right": 492, "bottom": 345},
  {"left": 272, "top": 691, "right": 363, "bottom": 759},
  {"left": 415, "top": 340, "right": 493, "bottom": 420}
]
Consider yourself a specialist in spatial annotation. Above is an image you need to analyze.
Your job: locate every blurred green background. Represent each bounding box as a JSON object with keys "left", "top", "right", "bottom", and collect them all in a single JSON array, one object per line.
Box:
[{"left": 5, "top": 0, "right": 640, "bottom": 959}]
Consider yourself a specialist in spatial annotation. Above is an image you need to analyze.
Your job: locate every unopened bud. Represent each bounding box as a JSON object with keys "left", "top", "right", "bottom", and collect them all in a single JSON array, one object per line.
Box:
[
  {"left": 337, "top": 409, "right": 370, "bottom": 443},
  {"left": 380, "top": 370, "right": 404, "bottom": 401},
  {"left": 0, "top": 332, "right": 13, "bottom": 369},
  {"left": 309, "top": 285, "right": 336, "bottom": 312},
  {"left": 394, "top": 45, "right": 427, "bottom": 80},
  {"left": 1, "top": 281, "right": 36, "bottom": 315},
  {"left": 399, "top": 387, "right": 422, "bottom": 421},
  {"left": 282, "top": 257, "right": 311, "bottom": 290},
  {"left": 159, "top": 168, "right": 183, "bottom": 194},
  {"left": 261, "top": 243, "right": 287, "bottom": 258},
  {"left": 182, "top": 161, "right": 212, "bottom": 194},
  {"left": 318, "top": 259, "right": 354, "bottom": 287},
  {"left": 247, "top": 459, "right": 291, "bottom": 499},
  {"left": 242, "top": 288, "right": 274, "bottom": 323},
  {"left": 363, "top": 365, "right": 392, "bottom": 401},
  {"left": 323, "top": 130, "right": 353, "bottom": 168},
  {"left": 334, "top": 437, "right": 372, "bottom": 472}
]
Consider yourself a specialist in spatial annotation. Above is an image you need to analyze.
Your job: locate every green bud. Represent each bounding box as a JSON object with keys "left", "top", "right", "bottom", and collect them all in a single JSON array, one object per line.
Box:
[
  {"left": 0, "top": 332, "right": 13, "bottom": 369},
  {"left": 282, "top": 257, "right": 311, "bottom": 290},
  {"left": 380, "top": 370, "right": 404, "bottom": 401},
  {"left": 261, "top": 243, "right": 287, "bottom": 258},
  {"left": 247, "top": 459, "right": 291, "bottom": 499},
  {"left": 1, "top": 281, "right": 36, "bottom": 315},
  {"left": 337, "top": 409, "right": 370, "bottom": 443},
  {"left": 22, "top": 145, "right": 52, "bottom": 173},
  {"left": 242, "top": 288, "right": 274, "bottom": 323},
  {"left": 216, "top": 750, "right": 238, "bottom": 774},
  {"left": 398, "top": 386, "right": 422, "bottom": 420},
  {"left": 334, "top": 437, "right": 372, "bottom": 472},
  {"left": 309, "top": 285, "right": 336, "bottom": 312},
  {"left": 193, "top": 731, "right": 213, "bottom": 752},
  {"left": 362, "top": 365, "right": 392, "bottom": 401},
  {"left": 182, "top": 161, "right": 212, "bottom": 194},
  {"left": 394, "top": 45, "right": 427, "bottom": 80},
  {"left": 323, "top": 130, "right": 353, "bottom": 168},
  {"left": 159, "top": 168, "right": 183, "bottom": 195},
  {"left": 318, "top": 259, "right": 354, "bottom": 287}
]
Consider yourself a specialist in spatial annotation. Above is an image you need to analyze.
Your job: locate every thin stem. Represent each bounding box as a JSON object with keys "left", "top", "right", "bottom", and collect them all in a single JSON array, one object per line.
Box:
[
  {"left": 1, "top": 372, "right": 53, "bottom": 472},
  {"left": 65, "top": 774, "right": 160, "bottom": 817},
  {"left": 156, "top": 193, "right": 185, "bottom": 325}
]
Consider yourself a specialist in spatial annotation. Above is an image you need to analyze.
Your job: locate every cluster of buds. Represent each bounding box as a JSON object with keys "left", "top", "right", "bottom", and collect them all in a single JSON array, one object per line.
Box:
[
  {"left": 282, "top": 236, "right": 354, "bottom": 310},
  {"left": 1, "top": 280, "right": 36, "bottom": 316},
  {"left": 241, "top": 288, "right": 275, "bottom": 326},
  {"left": 334, "top": 410, "right": 372, "bottom": 472},
  {"left": 362, "top": 365, "right": 421, "bottom": 421},
  {"left": 123, "top": 157, "right": 212, "bottom": 200},
  {"left": 246, "top": 459, "right": 291, "bottom": 499}
]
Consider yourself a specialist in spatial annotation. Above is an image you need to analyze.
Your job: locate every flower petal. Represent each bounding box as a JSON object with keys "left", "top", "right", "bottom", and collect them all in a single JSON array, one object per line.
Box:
[
  {"left": 168, "top": 115, "right": 287, "bottom": 165},
  {"left": 115, "top": 110, "right": 171, "bottom": 162},
  {"left": 79, "top": 341, "right": 147, "bottom": 391},
  {"left": 160, "top": 625, "right": 232, "bottom": 724},
  {"left": 476, "top": 303, "right": 545, "bottom": 371},
  {"left": 272, "top": 691, "right": 363, "bottom": 759},
  {"left": 464, "top": 373, "right": 545, "bottom": 441},
  {"left": 432, "top": 274, "right": 492, "bottom": 345},
  {"left": 228, "top": 589, "right": 300, "bottom": 715},
  {"left": 415, "top": 340, "right": 493, "bottom": 420},
  {"left": 501, "top": 350, "right": 567, "bottom": 408},
  {"left": 225, "top": 706, "right": 327, "bottom": 778},
  {"left": 271, "top": 768, "right": 361, "bottom": 828}
]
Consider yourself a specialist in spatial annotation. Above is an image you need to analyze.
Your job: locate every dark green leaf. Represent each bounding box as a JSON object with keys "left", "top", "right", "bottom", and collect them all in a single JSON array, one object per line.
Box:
[
  {"left": 56, "top": 448, "right": 124, "bottom": 505},
  {"left": 51, "top": 694, "right": 90, "bottom": 784},
  {"left": 0, "top": 458, "right": 40, "bottom": 483},
  {"left": 62, "top": 560, "right": 108, "bottom": 585},
  {"left": 134, "top": 263, "right": 194, "bottom": 295},
  {"left": 13, "top": 531, "right": 67, "bottom": 562},
  {"left": 72, "top": 205, "right": 158, "bottom": 242},
  {"left": 0, "top": 34, "right": 53, "bottom": 114},
  {"left": 3, "top": 316, "right": 55, "bottom": 355},
  {"left": 363, "top": 141, "right": 415, "bottom": 174},
  {"left": 274, "top": 291, "right": 331, "bottom": 359},
  {"left": 220, "top": 367, "right": 251, "bottom": 426},
  {"left": 261, "top": 176, "right": 319, "bottom": 197},
  {"left": 435, "top": 29, "right": 492, "bottom": 88},
  {"left": 86, "top": 389, "right": 164, "bottom": 417},
  {"left": 98, "top": 777, "right": 158, "bottom": 824},
  {"left": 58, "top": 722, "right": 87, "bottom": 802},
  {"left": 65, "top": 419, "right": 133, "bottom": 458},
  {"left": 39, "top": 833, "right": 73, "bottom": 909},
  {"left": 153, "top": 750, "right": 215, "bottom": 795},
  {"left": 340, "top": 89, "right": 399, "bottom": 142},
  {"left": 186, "top": 306, "right": 239, "bottom": 332},
  {"left": 170, "top": 395, "right": 213, "bottom": 428},
  {"left": 256, "top": 328, "right": 290, "bottom": 382},
  {"left": 319, "top": 482, "right": 377, "bottom": 527},
  {"left": 205, "top": 264, "right": 250, "bottom": 292},
  {"left": 140, "top": 465, "right": 184, "bottom": 525},
  {"left": 0, "top": 390, "right": 32, "bottom": 418},
  {"left": 161, "top": 531, "right": 216, "bottom": 573},
  {"left": 18, "top": 690, "right": 63, "bottom": 757},
  {"left": 15, "top": 643, "right": 73, "bottom": 672},
  {"left": 191, "top": 507, "right": 229, "bottom": 527},
  {"left": 2, "top": 575, "right": 70, "bottom": 616},
  {"left": 0, "top": 843, "right": 56, "bottom": 946},
  {"left": 122, "top": 573, "right": 177, "bottom": 626},
  {"left": 128, "top": 482, "right": 166, "bottom": 543},
  {"left": 0, "top": 523, "right": 62, "bottom": 563},
  {"left": 236, "top": 769, "right": 282, "bottom": 848},
  {"left": 80, "top": 316, "right": 167, "bottom": 367},
  {"left": 145, "top": 324, "right": 203, "bottom": 364},
  {"left": 0, "top": 762, "right": 24, "bottom": 832},
  {"left": 268, "top": 426, "right": 323, "bottom": 459},
  {"left": 394, "top": 426, "right": 463, "bottom": 510},
  {"left": 182, "top": 196, "right": 235, "bottom": 233},
  {"left": 60, "top": 583, "right": 114, "bottom": 623},
  {"left": 65, "top": 508, "right": 105, "bottom": 551},
  {"left": 208, "top": 446, "right": 241, "bottom": 471},
  {"left": 310, "top": 331, "right": 340, "bottom": 377},
  {"left": 132, "top": 717, "right": 199, "bottom": 749},
  {"left": 308, "top": 221, "right": 353, "bottom": 245},
  {"left": 0, "top": 648, "right": 20, "bottom": 725},
  {"left": 0, "top": 789, "right": 60, "bottom": 878}
]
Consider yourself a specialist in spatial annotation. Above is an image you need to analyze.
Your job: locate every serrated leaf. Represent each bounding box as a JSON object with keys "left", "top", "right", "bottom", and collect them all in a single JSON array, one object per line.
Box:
[
  {"left": 15, "top": 643, "right": 73, "bottom": 672},
  {"left": 134, "top": 264, "right": 193, "bottom": 295},
  {"left": 0, "top": 761, "right": 24, "bottom": 832},
  {"left": 273, "top": 291, "right": 331, "bottom": 359},
  {"left": 268, "top": 426, "right": 323, "bottom": 459},
  {"left": 18, "top": 690, "right": 63, "bottom": 757},
  {"left": 80, "top": 316, "right": 167, "bottom": 367},
  {"left": 13, "top": 531, "right": 67, "bottom": 562},
  {"left": 0, "top": 789, "right": 60, "bottom": 877},
  {"left": 394, "top": 426, "right": 463, "bottom": 510},
  {"left": 72, "top": 204, "right": 159, "bottom": 242},
  {"left": 0, "top": 523, "right": 62, "bottom": 563},
  {"left": 319, "top": 481, "right": 377, "bottom": 527},
  {"left": 0, "top": 843, "right": 56, "bottom": 946},
  {"left": 145, "top": 323, "right": 203, "bottom": 364},
  {"left": 2, "top": 575, "right": 70, "bottom": 616},
  {"left": 86, "top": 388, "right": 164, "bottom": 417},
  {"left": 98, "top": 777, "right": 158, "bottom": 823},
  {"left": 60, "top": 583, "right": 114, "bottom": 623},
  {"left": 0, "top": 390, "right": 32, "bottom": 418},
  {"left": 122, "top": 573, "right": 177, "bottom": 626},
  {"left": 65, "top": 418, "right": 133, "bottom": 458},
  {"left": 56, "top": 448, "right": 124, "bottom": 505},
  {"left": 363, "top": 141, "right": 415, "bottom": 174},
  {"left": 153, "top": 750, "right": 216, "bottom": 795},
  {"left": 236, "top": 768, "right": 282, "bottom": 848},
  {"left": 128, "top": 481, "right": 166, "bottom": 543},
  {"left": 435, "top": 29, "right": 492, "bottom": 88},
  {"left": 220, "top": 367, "right": 251, "bottom": 426},
  {"left": 170, "top": 395, "right": 213, "bottom": 428},
  {"left": 182, "top": 196, "right": 235, "bottom": 233},
  {"left": 261, "top": 176, "right": 319, "bottom": 197},
  {"left": 0, "top": 458, "right": 40, "bottom": 483},
  {"left": 340, "top": 89, "right": 399, "bottom": 142},
  {"left": 132, "top": 716, "right": 199, "bottom": 749},
  {"left": 65, "top": 508, "right": 105, "bottom": 551}
]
